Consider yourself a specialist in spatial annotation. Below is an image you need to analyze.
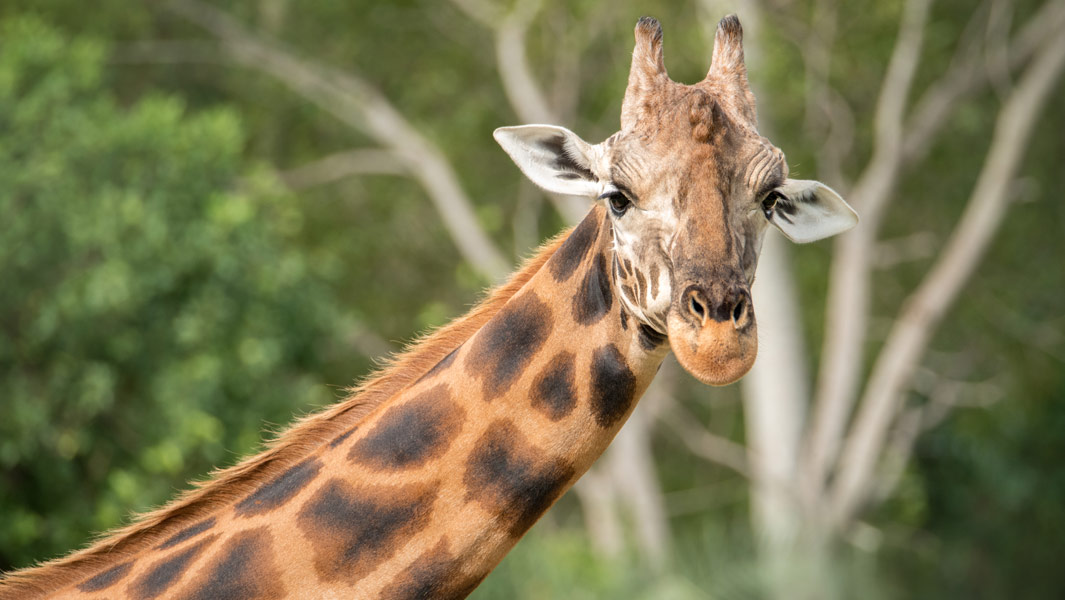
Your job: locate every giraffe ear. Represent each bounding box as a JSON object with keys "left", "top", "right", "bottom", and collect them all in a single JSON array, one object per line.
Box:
[
  {"left": 494, "top": 125, "right": 599, "bottom": 197},
  {"left": 766, "top": 179, "right": 858, "bottom": 243}
]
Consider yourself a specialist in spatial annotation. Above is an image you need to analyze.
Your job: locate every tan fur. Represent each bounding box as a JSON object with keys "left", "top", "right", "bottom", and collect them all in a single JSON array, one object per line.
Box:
[{"left": 0, "top": 232, "right": 569, "bottom": 599}]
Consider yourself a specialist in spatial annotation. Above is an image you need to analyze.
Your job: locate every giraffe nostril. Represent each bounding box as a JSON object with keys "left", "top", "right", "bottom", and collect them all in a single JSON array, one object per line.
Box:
[
  {"left": 687, "top": 290, "right": 708, "bottom": 324},
  {"left": 731, "top": 295, "right": 750, "bottom": 329}
]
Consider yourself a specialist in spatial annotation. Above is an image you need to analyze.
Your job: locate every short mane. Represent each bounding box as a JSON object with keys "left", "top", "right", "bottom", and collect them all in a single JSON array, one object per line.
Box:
[{"left": 0, "top": 227, "right": 573, "bottom": 598}]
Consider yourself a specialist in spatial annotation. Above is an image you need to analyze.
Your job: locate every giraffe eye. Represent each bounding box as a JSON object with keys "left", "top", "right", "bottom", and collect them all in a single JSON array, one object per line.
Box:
[
  {"left": 601, "top": 191, "right": 631, "bottom": 216},
  {"left": 762, "top": 190, "right": 783, "bottom": 219}
]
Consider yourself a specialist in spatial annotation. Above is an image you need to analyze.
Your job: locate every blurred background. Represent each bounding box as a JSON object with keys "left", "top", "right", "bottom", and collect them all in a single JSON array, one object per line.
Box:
[{"left": 2, "top": 0, "right": 1064, "bottom": 597}]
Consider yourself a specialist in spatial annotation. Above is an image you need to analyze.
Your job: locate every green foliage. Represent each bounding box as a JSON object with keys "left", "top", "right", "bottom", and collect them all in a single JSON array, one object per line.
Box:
[
  {"left": 0, "top": 16, "right": 346, "bottom": 568},
  {"left": 473, "top": 520, "right": 895, "bottom": 600},
  {"left": 472, "top": 527, "right": 732, "bottom": 600}
]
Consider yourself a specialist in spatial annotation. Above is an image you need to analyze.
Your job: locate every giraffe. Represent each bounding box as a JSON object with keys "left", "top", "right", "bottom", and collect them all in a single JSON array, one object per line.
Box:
[{"left": 0, "top": 15, "right": 856, "bottom": 600}]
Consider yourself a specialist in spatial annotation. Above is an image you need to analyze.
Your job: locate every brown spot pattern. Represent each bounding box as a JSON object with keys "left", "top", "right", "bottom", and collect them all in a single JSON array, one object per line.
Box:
[
  {"left": 349, "top": 384, "right": 464, "bottom": 470},
  {"left": 464, "top": 420, "right": 574, "bottom": 536},
  {"left": 530, "top": 352, "right": 578, "bottom": 421},
  {"left": 235, "top": 457, "right": 323, "bottom": 517},
  {"left": 589, "top": 344, "right": 638, "bottom": 428},
  {"left": 157, "top": 517, "right": 216, "bottom": 550},
  {"left": 378, "top": 539, "right": 487, "bottom": 600},
  {"left": 549, "top": 212, "right": 599, "bottom": 282},
  {"left": 129, "top": 536, "right": 215, "bottom": 600},
  {"left": 297, "top": 478, "right": 438, "bottom": 584},
  {"left": 181, "top": 527, "right": 285, "bottom": 600},
  {"left": 573, "top": 252, "right": 613, "bottom": 325},
  {"left": 77, "top": 561, "right": 134, "bottom": 593},
  {"left": 465, "top": 293, "right": 551, "bottom": 400}
]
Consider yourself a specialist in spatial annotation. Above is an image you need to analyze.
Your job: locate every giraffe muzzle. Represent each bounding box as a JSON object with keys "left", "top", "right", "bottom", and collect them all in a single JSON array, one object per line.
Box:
[{"left": 666, "top": 283, "right": 758, "bottom": 386}]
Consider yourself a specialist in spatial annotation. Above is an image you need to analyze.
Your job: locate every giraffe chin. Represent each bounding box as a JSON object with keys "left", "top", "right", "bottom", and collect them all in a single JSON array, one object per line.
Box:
[{"left": 666, "top": 311, "right": 758, "bottom": 386}]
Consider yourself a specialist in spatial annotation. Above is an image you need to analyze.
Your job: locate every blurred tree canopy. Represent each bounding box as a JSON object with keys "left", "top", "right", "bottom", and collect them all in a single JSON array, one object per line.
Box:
[
  {"left": 0, "top": 14, "right": 350, "bottom": 566},
  {"left": 1, "top": 1, "right": 1064, "bottom": 598}
]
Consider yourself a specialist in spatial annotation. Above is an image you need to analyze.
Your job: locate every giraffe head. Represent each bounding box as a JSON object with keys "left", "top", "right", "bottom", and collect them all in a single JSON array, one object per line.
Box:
[{"left": 495, "top": 16, "right": 857, "bottom": 385}]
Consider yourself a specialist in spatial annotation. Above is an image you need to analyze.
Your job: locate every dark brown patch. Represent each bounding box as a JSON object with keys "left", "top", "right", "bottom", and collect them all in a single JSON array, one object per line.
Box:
[
  {"left": 416, "top": 345, "right": 461, "bottom": 384},
  {"left": 464, "top": 420, "right": 574, "bottom": 536},
  {"left": 549, "top": 213, "right": 599, "bottom": 282},
  {"left": 378, "top": 539, "right": 487, "bottom": 600},
  {"left": 235, "top": 457, "right": 322, "bottom": 517},
  {"left": 129, "top": 536, "right": 214, "bottom": 599},
  {"left": 573, "top": 252, "right": 613, "bottom": 325},
  {"left": 157, "top": 517, "right": 216, "bottom": 550},
  {"left": 649, "top": 263, "right": 660, "bottom": 299},
  {"left": 465, "top": 293, "right": 551, "bottom": 400},
  {"left": 622, "top": 258, "right": 633, "bottom": 277},
  {"left": 589, "top": 344, "right": 638, "bottom": 428},
  {"left": 530, "top": 352, "right": 577, "bottom": 421},
  {"left": 182, "top": 528, "right": 285, "bottom": 600},
  {"left": 621, "top": 283, "right": 636, "bottom": 305},
  {"left": 349, "top": 384, "right": 464, "bottom": 470},
  {"left": 297, "top": 478, "right": 438, "bottom": 584},
  {"left": 620, "top": 310, "right": 629, "bottom": 330},
  {"left": 77, "top": 561, "right": 134, "bottom": 592}
]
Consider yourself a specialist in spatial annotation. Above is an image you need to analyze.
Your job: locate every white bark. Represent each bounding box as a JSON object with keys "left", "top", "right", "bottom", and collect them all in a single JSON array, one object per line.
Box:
[
  {"left": 446, "top": 0, "right": 588, "bottom": 224},
  {"left": 803, "top": 0, "right": 932, "bottom": 508},
  {"left": 571, "top": 471, "right": 624, "bottom": 558},
  {"left": 277, "top": 148, "right": 405, "bottom": 190},
  {"left": 607, "top": 394, "right": 670, "bottom": 569},
  {"left": 828, "top": 29, "right": 1065, "bottom": 528},
  {"left": 743, "top": 233, "right": 808, "bottom": 549}
]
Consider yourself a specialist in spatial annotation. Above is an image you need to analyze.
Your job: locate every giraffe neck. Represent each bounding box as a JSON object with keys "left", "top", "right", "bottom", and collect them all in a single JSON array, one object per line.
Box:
[{"left": 1, "top": 206, "right": 669, "bottom": 599}]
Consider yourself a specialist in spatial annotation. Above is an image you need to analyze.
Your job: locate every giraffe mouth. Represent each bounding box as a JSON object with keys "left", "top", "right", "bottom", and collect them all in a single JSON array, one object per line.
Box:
[{"left": 665, "top": 288, "right": 758, "bottom": 386}]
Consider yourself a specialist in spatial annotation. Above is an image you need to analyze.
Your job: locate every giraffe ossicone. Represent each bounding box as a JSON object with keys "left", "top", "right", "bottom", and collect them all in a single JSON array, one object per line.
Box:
[{"left": 0, "top": 15, "right": 856, "bottom": 600}]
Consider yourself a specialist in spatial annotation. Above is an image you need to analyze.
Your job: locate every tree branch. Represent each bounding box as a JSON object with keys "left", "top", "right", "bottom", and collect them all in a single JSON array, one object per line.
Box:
[
  {"left": 607, "top": 398, "right": 671, "bottom": 568},
  {"left": 828, "top": 28, "right": 1065, "bottom": 528},
  {"left": 447, "top": 0, "right": 587, "bottom": 225},
  {"left": 901, "top": 0, "right": 1065, "bottom": 164},
  {"left": 160, "top": 0, "right": 510, "bottom": 280},
  {"left": 871, "top": 231, "right": 937, "bottom": 269},
  {"left": 741, "top": 233, "right": 809, "bottom": 549},
  {"left": 871, "top": 368, "right": 1002, "bottom": 505},
  {"left": 984, "top": 0, "right": 1014, "bottom": 100},
  {"left": 495, "top": 8, "right": 554, "bottom": 125},
  {"left": 277, "top": 149, "right": 405, "bottom": 190},
  {"left": 800, "top": 0, "right": 853, "bottom": 189},
  {"left": 660, "top": 399, "right": 751, "bottom": 478},
  {"left": 804, "top": 0, "right": 933, "bottom": 509}
]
